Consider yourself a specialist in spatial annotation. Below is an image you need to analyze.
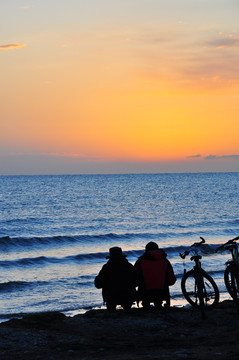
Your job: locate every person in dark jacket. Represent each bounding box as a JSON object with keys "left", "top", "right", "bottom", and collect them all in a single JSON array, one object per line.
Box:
[
  {"left": 94, "top": 247, "right": 137, "bottom": 312},
  {"left": 134, "top": 241, "right": 176, "bottom": 309}
]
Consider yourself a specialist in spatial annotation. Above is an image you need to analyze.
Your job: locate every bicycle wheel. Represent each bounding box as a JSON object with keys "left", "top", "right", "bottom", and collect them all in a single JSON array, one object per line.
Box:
[
  {"left": 181, "top": 269, "right": 219, "bottom": 309},
  {"left": 224, "top": 264, "right": 239, "bottom": 303}
]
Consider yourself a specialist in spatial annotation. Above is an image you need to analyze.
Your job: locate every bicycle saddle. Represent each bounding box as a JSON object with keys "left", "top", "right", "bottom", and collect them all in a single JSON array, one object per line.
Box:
[{"left": 191, "top": 255, "right": 202, "bottom": 261}]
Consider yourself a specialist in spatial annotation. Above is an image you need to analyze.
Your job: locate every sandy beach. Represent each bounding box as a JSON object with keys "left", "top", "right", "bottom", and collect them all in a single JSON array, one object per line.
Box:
[{"left": 0, "top": 300, "right": 238, "bottom": 360}]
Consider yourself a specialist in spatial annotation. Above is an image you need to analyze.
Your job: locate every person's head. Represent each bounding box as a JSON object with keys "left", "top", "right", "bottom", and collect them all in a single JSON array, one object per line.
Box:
[
  {"left": 106, "top": 246, "right": 126, "bottom": 259},
  {"left": 145, "top": 241, "right": 159, "bottom": 252}
]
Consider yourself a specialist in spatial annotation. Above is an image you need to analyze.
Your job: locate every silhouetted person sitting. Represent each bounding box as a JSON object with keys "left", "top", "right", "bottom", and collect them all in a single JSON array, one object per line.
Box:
[
  {"left": 134, "top": 241, "right": 176, "bottom": 310},
  {"left": 94, "top": 247, "right": 137, "bottom": 312}
]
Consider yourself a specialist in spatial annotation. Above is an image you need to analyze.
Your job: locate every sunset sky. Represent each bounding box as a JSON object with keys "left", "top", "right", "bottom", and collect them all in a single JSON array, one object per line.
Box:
[{"left": 1, "top": 0, "right": 239, "bottom": 175}]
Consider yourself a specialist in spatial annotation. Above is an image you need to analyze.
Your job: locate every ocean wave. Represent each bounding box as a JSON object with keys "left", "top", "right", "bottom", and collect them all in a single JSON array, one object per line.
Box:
[
  {"left": 0, "top": 243, "right": 222, "bottom": 269},
  {"left": 0, "top": 281, "right": 29, "bottom": 291},
  {"left": 0, "top": 276, "right": 94, "bottom": 292},
  {"left": 0, "top": 230, "right": 229, "bottom": 251},
  {"left": 0, "top": 280, "right": 48, "bottom": 292},
  {"left": 0, "top": 235, "right": 78, "bottom": 249},
  {"left": 0, "top": 256, "right": 60, "bottom": 268}
]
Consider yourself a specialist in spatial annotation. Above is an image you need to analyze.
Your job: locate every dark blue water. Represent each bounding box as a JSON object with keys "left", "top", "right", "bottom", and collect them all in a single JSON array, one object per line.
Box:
[{"left": 0, "top": 173, "right": 239, "bottom": 320}]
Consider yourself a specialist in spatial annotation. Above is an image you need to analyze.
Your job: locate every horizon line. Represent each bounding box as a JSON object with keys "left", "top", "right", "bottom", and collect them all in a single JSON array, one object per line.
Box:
[{"left": 1, "top": 170, "right": 239, "bottom": 177}]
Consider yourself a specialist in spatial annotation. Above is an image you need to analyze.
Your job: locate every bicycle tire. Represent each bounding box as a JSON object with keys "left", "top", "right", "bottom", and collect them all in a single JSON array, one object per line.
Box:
[
  {"left": 224, "top": 264, "right": 239, "bottom": 307},
  {"left": 181, "top": 269, "right": 219, "bottom": 310}
]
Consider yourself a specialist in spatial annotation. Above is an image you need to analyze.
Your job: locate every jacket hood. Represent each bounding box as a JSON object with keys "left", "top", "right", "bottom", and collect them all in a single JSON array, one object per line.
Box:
[{"left": 140, "top": 249, "right": 166, "bottom": 261}]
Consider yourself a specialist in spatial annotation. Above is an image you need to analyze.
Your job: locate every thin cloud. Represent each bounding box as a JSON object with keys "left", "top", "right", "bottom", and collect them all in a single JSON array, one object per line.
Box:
[
  {"left": 0, "top": 44, "right": 27, "bottom": 50},
  {"left": 136, "top": 32, "right": 175, "bottom": 44},
  {"left": 134, "top": 27, "right": 239, "bottom": 90},
  {"left": 40, "top": 152, "right": 104, "bottom": 161},
  {"left": 177, "top": 50, "right": 239, "bottom": 88},
  {"left": 188, "top": 154, "right": 201, "bottom": 158},
  {"left": 205, "top": 154, "right": 239, "bottom": 160},
  {"left": 207, "top": 35, "right": 239, "bottom": 49}
]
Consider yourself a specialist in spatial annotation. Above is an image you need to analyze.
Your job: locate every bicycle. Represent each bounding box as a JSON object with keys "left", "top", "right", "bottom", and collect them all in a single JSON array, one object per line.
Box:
[
  {"left": 215, "top": 236, "right": 239, "bottom": 312},
  {"left": 180, "top": 237, "right": 219, "bottom": 318}
]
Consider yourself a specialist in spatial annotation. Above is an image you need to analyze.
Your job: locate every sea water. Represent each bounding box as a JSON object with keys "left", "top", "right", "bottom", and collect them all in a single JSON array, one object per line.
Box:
[{"left": 0, "top": 173, "right": 239, "bottom": 321}]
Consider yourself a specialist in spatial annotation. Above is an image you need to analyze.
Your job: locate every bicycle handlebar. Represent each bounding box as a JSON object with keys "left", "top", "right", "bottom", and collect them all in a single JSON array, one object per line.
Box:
[
  {"left": 179, "top": 250, "right": 189, "bottom": 259},
  {"left": 215, "top": 236, "right": 239, "bottom": 252},
  {"left": 179, "top": 237, "right": 206, "bottom": 259}
]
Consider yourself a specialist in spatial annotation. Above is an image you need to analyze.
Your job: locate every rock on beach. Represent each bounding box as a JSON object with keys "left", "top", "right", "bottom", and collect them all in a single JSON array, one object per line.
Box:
[{"left": 0, "top": 300, "right": 238, "bottom": 360}]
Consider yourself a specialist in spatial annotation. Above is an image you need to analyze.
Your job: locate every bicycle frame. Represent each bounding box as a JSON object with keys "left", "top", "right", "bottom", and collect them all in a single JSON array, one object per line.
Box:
[
  {"left": 190, "top": 255, "right": 206, "bottom": 317},
  {"left": 224, "top": 244, "right": 239, "bottom": 278},
  {"left": 226, "top": 244, "right": 239, "bottom": 264},
  {"left": 190, "top": 255, "right": 204, "bottom": 290}
]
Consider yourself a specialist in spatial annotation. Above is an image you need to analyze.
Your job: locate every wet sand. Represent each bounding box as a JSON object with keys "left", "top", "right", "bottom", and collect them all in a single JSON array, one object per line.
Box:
[{"left": 0, "top": 300, "right": 238, "bottom": 360}]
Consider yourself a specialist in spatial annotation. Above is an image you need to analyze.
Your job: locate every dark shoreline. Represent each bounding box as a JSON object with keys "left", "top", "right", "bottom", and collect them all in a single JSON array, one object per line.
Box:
[{"left": 0, "top": 300, "right": 238, "bottom": 360}]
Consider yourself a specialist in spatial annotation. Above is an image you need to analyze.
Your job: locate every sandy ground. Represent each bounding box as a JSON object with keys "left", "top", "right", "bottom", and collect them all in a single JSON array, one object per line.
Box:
[{"left": 0, "top": 300, "right": 238, "bottom": 360}]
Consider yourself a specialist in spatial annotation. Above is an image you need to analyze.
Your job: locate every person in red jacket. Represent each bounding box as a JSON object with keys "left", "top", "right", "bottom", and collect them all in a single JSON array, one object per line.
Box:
[{"left": 134, "top": 241, "right": 176, "bottom": 309}]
